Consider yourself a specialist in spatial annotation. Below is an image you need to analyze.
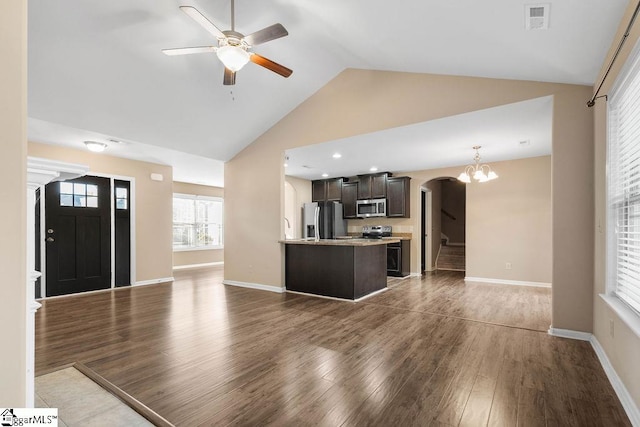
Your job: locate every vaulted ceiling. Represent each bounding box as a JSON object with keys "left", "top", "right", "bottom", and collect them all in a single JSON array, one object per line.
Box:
[{"left": 28, "top": 0, "right": 628, "bottom": 185}]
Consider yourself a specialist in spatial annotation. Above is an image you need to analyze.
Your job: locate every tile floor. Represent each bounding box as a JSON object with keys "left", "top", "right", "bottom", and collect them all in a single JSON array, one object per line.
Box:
[{"left": 35, "top": 367, "right": 153, "bottom": 426}]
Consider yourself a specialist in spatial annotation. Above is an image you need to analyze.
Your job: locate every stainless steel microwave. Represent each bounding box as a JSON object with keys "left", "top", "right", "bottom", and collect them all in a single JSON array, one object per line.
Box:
[{"left": 356, "top": 198, "right": 387, "bottom": 218}]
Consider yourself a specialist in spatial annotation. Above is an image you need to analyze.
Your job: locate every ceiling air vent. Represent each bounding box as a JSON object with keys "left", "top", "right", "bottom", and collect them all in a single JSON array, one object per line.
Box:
[{"left": 525, "top": 4, "right": 550, "bottom": 30}]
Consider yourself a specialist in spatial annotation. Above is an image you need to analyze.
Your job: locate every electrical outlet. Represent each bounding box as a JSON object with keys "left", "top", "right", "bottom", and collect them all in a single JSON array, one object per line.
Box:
[
  {"left": 505, "top": 262, "right": 512, "bottom": 270},
  {"left": 610, "top": 319, "right": 615, "bottom": 337}
]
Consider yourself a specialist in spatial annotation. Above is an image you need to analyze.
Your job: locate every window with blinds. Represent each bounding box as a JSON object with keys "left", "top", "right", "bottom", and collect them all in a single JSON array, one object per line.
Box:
[{"left": 608, "top": 44, "right": 640, "bottom": 316}]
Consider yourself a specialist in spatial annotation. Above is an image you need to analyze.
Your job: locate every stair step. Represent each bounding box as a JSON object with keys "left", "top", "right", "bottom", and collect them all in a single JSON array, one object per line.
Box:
[{"left": 436, "top": 244, "right": 465, "bottom": 271}]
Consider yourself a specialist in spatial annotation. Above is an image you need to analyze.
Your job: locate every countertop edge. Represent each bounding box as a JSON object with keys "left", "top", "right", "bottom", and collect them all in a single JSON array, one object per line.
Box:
[{"left": 279, "top": 238, "right": 401, "bottom": 246}]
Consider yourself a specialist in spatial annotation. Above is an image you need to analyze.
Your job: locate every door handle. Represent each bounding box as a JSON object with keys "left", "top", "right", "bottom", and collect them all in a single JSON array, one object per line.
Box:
[{"left": 46, "top": 237, "right": 54, "bottom": 242}]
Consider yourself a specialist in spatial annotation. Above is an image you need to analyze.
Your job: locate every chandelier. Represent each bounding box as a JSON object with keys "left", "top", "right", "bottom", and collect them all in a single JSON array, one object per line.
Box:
[{"left": 457, "top": 146, "right": 498, "bottom": 183}]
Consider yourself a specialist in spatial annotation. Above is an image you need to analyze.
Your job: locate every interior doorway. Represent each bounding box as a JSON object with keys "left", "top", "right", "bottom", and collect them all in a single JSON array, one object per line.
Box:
[
  {"left": 421, "top": 177, "right": 466, "bottom": 272},
  {"left": 42, "top": 175, "right": 132, "bottom": 297}
]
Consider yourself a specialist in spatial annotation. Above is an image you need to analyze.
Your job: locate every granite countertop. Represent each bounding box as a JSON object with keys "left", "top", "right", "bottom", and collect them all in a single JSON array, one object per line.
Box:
[
  {"left": 280, "top": 238, "right": 400, "bottom": 246},
  {"left": 382, "top": 235, "right": 412, "bottom": 241}
]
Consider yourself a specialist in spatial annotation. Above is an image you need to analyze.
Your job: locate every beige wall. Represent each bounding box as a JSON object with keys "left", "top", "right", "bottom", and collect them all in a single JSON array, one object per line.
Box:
[
  {"left": 593, "top": 1, "right": 640, "bottom": 410},
  {"left": 465, "top": 156, "right": 551, "bottom": 283},
  {"left": 441, "top": 179, "right": 466, "bottom": 244},
  {"left": 225, "top": 68, "right": 592, "bottom": 331},
  {"left": 0, "top": 0, "right": 27, "bottom": 406},
  {"left": 284, "top": 175, "right": 312, "bottom": 238},
  {"left": 28, "top": 142, "right": 174, "bottom": 283},
  {"left": 172, "top": 181, "right": 224, "bottom": 267}
]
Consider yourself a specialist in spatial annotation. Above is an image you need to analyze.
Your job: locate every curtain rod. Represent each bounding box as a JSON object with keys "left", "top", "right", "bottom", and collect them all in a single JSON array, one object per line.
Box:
[{"left": 588, "top": 0, "right": 640, "bottom": 107}]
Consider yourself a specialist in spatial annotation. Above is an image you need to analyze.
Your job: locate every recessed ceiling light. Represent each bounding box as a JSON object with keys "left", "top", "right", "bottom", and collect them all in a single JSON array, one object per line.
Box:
[
  {"left": 84, "top": 141, "right": 107, "bottom": 153},
  {"left": 370, "top": 167, "right": 378, "bottom": 172},
  {"left": 321, "top": 173, "right": 329, "bottom": 178},
  {"left": 332, "top": 153, "right": 342, "bottom": 159}
]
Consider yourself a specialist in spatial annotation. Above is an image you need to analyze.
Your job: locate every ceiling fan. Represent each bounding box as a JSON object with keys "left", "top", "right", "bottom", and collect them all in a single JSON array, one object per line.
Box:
[{"left": 163, "top": 1, "right": 293, "bottom": 85}]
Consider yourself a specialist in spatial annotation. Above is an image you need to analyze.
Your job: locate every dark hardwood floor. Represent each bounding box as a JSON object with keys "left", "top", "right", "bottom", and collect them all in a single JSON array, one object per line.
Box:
[{"left": 35, "top": 268, "right": 630, "bottom": 426}]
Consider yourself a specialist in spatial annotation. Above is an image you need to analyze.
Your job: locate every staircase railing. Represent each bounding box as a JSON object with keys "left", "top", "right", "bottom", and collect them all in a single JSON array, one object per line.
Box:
[
  {"left": 435, "top": 244, "right": 442, "bottom": 270},
  {"left": 441, "top": 209, "right": 456, "bottom": 221}
]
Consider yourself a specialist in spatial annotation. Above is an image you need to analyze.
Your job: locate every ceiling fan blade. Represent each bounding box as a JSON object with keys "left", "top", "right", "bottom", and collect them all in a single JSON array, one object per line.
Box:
[
  {"left": 250, "top": 53, "right": 293, "bottom": 78},
  {"left": 162, "top": 46, "right": 216, "bottom": 56},
  {"left": 180, "top": 6, "right": 225, "bottom": 39},
  {"left": 243, "top": 23, "right": 288, "bottom": 46},
  {"left": 224, "top": 68, "right": 236, "bottom": 85}
]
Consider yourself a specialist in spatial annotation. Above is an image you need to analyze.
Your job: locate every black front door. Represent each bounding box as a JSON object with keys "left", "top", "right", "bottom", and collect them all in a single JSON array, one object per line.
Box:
[{"left": 45, "top": 176, "right": 111, "bottom": 296}]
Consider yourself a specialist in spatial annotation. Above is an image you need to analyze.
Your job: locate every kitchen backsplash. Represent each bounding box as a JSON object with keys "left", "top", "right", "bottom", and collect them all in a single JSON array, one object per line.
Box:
[{"left": 347, "top": 224, "right": 414, "bottom": 234}]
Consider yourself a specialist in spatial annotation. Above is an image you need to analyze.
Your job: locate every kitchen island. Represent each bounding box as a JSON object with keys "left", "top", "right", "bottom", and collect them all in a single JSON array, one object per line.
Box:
[{"left": 280, "top": 238, "right": 400, "bottom": 301}]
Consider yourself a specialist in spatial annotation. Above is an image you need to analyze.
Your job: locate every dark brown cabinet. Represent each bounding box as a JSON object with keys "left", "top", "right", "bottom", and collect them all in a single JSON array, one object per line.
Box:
[
  {"left": 312, "top": 178, "right": 344, "bottom": 202},
  {"left": 341, "top": 182, "right": 358, "bottom": 219},
  {"left": 312, "top": 180, "right": 326, "bottom": 202},
  {"left": 357, "top": 173, "right": 388, "bottom": 200},
  {"left": 326, "top": 179, "right": 343, "bottom": 201},
  {"left": 387, "top": 176, "right": 411, "bottom": 217}
]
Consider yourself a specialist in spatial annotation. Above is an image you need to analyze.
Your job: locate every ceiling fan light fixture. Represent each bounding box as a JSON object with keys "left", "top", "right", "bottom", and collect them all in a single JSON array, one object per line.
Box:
[{"left": 216, "top": 45, "right": 250, "bottom": 72}]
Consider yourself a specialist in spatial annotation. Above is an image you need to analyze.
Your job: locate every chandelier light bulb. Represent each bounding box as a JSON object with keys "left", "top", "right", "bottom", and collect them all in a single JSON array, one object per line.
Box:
[
  {"left": 473, "top": 170, "right": 486, "bottom": 180},
  {"left": 457, "top": 172, "right": 471, "bottom": 183}
]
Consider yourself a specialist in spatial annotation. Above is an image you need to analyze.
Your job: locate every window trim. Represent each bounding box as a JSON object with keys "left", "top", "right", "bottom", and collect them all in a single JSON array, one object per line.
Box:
[
  {"left": 172, "top": 193, "right": 224, "bottom": 251},
  {"left": 606, "top": 35, "right": 640, "bottom": 328}
]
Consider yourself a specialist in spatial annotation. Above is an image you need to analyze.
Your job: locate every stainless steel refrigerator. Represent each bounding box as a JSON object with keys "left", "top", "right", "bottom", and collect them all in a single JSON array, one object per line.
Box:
[{"left": 303, "top": 201, "right": 347, "bottom": 240}]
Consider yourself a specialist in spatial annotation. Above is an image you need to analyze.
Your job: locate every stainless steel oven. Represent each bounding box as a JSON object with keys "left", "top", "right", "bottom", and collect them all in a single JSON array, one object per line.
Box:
[{"left": 356, "top": 198, "right": 386, "bottom": 218}]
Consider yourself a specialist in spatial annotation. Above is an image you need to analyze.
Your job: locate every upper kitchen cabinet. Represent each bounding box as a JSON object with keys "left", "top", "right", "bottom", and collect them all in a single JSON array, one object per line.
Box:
[
  {"left": 342, "top": 182, "right": 358, "bottom": 219},
  {"left": 357, "top": 173, "right": 388, "bottom": 200},
  {"left": 312, "top": 178, "right": 345, "bottom": 202},
  {"left": 387, "top": 176, "right": 411, "bottom": 217}
]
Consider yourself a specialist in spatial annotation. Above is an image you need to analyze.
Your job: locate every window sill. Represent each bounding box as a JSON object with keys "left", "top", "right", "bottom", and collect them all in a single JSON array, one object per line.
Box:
[
  {"left": 600, "top": 294, "right": 640, "bottom": 340},
  {"left": 173, "top": 246, "right": 223, "bottom": 252}
]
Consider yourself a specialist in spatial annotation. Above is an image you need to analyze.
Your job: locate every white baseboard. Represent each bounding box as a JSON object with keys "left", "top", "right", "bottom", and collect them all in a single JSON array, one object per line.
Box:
[
  {"left": 355, "top": 287, "right": 388, "bottom": 302},
  {"left": 547, "top": 327, "right": 592, "bottom": 341},
  {"left": 285, "top": 287, "right": 388, "bottom": 302},
  {"left": 546, "top": 328, "right": 640, "bottom": 426},
  {"left": 591, "top": 336, "right": 640, "bottom": 427},
  {"left": 223, "top": 280, "right": 284, "bottom": 294},
  {"left": 134, "top": 277, "right": 174, "bottom": 287},
  {"left": 464, "top": 276, "right": 551, "bottom": 288},
  {"left": 173, "top": 262, "right": 224, "bottom": 271}
]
